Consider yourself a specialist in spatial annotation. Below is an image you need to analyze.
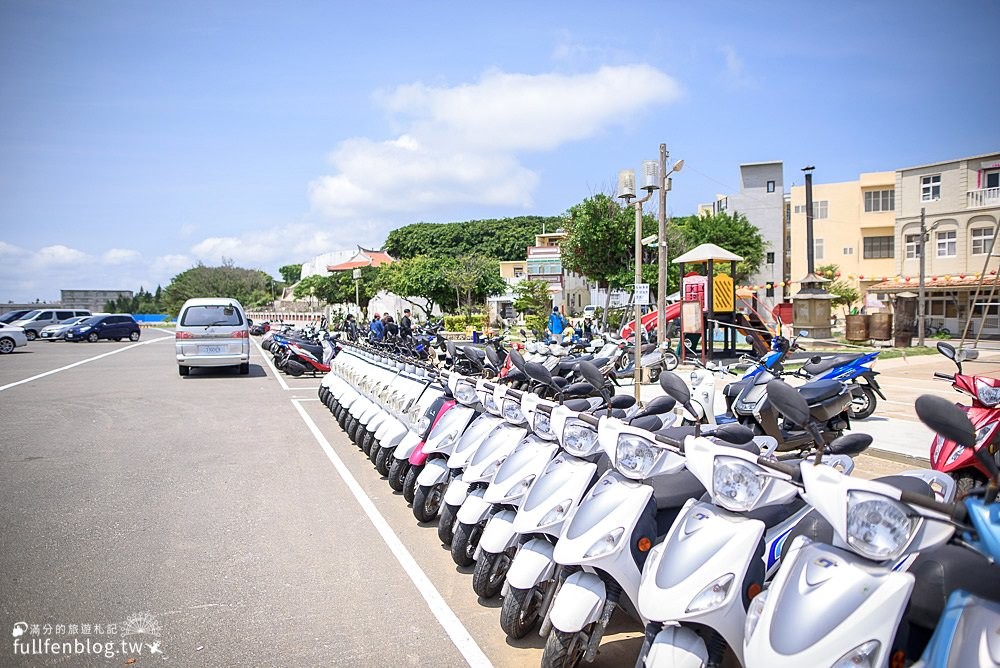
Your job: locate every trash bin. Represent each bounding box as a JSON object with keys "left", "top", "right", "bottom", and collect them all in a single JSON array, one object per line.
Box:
[
  {"left": 471, "top": 331, "right": 480, "bottom": 343},
  {"left": 845, "top": 314, "right": 869, "bottom": 342}
]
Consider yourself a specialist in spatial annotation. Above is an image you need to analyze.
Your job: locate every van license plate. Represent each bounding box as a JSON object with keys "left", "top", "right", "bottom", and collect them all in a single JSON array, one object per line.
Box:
[{"left": 200, "top": 345, "right": 224, "bottom": 354}]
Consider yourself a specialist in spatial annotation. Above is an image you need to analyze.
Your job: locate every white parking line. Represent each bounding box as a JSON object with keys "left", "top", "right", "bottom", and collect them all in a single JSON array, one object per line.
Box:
[
  {"left": 0, "top": 336, "right": 173, "bottom": 393},
  {"left": 251, "top": 338, "right": 290, "bottom": 390},
  {"left": 291, "top": 400, "right": 493, "bottom": 668}
]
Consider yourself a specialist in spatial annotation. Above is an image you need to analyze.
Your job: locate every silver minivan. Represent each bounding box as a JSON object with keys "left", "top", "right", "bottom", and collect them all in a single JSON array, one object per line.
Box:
[
  {"left": 175, "top": 298, "right": 250, "bottom": 376},
  {"left": 13, "top": 309, "right": 92, "bottom": 340}
]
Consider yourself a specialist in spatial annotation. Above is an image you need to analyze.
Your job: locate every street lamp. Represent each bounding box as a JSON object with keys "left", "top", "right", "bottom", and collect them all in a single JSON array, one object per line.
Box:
[
  {"left": 656, "top": 150, "right": 684, "bottom": 344},
  {"left": 618, "top": 160, "right": 660, "bottom": 402}
]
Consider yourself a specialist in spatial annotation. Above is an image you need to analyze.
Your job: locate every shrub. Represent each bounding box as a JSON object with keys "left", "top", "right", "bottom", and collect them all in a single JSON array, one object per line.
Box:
[
  {"left": 524, "top": 315, "right": 546, "bottom": 336},
  {"left": 444, "top": 315, "right": 489, "bottom": 332}
]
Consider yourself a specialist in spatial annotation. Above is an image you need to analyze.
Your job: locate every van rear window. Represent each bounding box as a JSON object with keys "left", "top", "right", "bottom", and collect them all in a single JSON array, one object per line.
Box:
[{"left": 181, "top": 305, "right": 245, "bottom": 327}]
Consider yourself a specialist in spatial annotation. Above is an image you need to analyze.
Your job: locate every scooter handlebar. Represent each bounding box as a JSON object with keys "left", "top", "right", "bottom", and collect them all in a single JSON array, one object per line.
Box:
[
  {"left": 898, "top": 489, "right": 968, "bottom": 524},
  {"left": 576, "top": 413, "right": 600, "bottom": 428},
  {"left": 934, "top": 372, "right": 956, "bottom": 381}
]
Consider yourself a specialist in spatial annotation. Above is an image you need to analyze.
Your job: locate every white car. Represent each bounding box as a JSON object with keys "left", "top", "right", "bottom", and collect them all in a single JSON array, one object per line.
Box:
[
  {"left": 38, "top": 316, "right": 90, "bottom": 341},
  {"left": 0, "top": 322, "right": 28, "bottom": 354},
  {"left": 175, "top": 298, "right": 251, "bottom": 376}
]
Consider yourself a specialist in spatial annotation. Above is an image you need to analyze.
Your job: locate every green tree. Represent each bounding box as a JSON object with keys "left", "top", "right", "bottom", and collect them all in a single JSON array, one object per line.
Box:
[
  {"left": 376, "top": 255, "right": 456, "bottom": 318},
  {"left": 513, "top": 279, "right": 551, "bottom": 316},
  {"left": 161, "top": 261, "right": 275, "bottom": 316},
  {"left": 817, "top": 264, "right": 860, "bottom": 314},
  {"left": 384, "top": 216, "right": 561, "bottom": 260},
  {"left": 292, "top": 267, "right": 381, "bottom": 311},
  {"left": 278, "top": 264, "right": 303, "bottom": 284},
  {"left": 672, "top": 211, "right": 766, "bottom": 282},
  {"left": 441, "top": 254, "right": 506, "bottom": 316}
]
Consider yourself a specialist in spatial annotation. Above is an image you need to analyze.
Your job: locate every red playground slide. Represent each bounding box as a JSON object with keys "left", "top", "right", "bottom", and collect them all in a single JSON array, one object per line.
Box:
[{"left": 619, "top": 301, "right": 683, "bottom": 339}]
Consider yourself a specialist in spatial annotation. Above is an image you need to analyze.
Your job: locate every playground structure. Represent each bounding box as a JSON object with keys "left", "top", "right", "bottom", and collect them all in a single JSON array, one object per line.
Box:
[{"left": 619, "top": 243, "right": 780, "bottom": 360}]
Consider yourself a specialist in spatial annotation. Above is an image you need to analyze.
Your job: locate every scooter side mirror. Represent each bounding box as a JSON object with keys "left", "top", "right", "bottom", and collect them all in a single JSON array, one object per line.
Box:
[
  {"left": 915, "top": 394, "right": 977, "bottom": 449},
  {"left": 508, "top": 349, "right": 526, "bottom": 372},
  {"left": 576, "top": 360, "right": 608, "bottom": 391},
  {"left": 765, "top": 379, "right": 811, "bottom": 428},
  {"left": 446, "top": 340, "right": 458, "bottom": 361},
  {"left": 711, "top": 424, "right": 756, "bottom": 445},
  {"left": 484, "top": 344, "right": 500, "bottom": 369},
  {"left": 520, "top": 328, "right": 528, "bottom": 338},
  {"left": 524, "top": 361, "right": 554, "bottom": 386},
  {"left": 825, "top": 432, "right": 872, "bottom": 457},
  {"left": 744, "top": 334, "right": 755, "bottom": 345},
  {"left": 609, "top": 395, "right": 637, "bottom": 409},
  {"left": 633, "top": 395, "right": 677, "bottom": 419},
  {"left": 936, "top": 341, "right": 956, "bottom": 361},
  {"left": 658, "top": 371, "right": 691, "bottom": 405}
]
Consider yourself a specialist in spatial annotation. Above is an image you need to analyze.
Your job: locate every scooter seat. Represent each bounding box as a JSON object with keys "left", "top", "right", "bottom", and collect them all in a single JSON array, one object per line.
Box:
[
  {"left": 801, "top": 353, "right": 866, "bottom": 376},
  {"left": 558, "top": 355, "right": 593, "bottom": 371},
  {"left": 564, "top": 398, "right": 594, "bottom": 412},
  {"left": 907, "top": 543, "right": 1000, "bottom": 631},
  {"left": 292, "top": 340, "right": 324, "bottom": 359},
  {"left": 630, "top": 415, "right": 663, "bottom": 432},
  {"left": 797, "top": 380, "right": 844, "bottom": 404}
]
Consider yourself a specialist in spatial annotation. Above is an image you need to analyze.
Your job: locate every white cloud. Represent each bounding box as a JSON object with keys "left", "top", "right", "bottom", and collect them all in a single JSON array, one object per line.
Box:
[
  {"left": 310, "top": 64, "right": 681, "bottom": 223},
  {"left": 33, "top": 244, "right": 90, "bottom": 267},
  {"left": 151, "top": 254, "right": 191, "bottom": 278},
  {"left": 187, "top": 222, "right": 364, "bottom": 270},
  {"left": 0, "top": 241, "right": 29, "bottom": 257},
  {"left": 102, "top": 248, "right": 141, "bottom": 265},
  {"left": 719, "top": 45, "right": 756, "bottom": 89}
]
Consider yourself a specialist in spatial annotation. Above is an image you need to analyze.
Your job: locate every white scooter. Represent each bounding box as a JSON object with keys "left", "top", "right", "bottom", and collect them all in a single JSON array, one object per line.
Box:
[{"left": 742, "top": 380, "right": 958, "bottom": 668}]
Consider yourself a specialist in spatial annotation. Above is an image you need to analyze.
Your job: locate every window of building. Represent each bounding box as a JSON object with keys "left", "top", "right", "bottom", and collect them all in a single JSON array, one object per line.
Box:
[
  {"left": 936, "top": 230, "right": 956, "bottom": 257},
  {"left": 863, "top": 236, "right": 894, "bottom": 259},
  {"left": 972, "top": 227, "right": 995, "bottom": 255},
  {"left": 922, "top": 174, "right": 941, "bottom": 202},
  {"left": 843, "top": 246, "right": 855, "bottom": 256},
  {"left": 864, "top": 189, "right": 895, "bottom": 212},
  {"left": 793, "top": 201, "right": 828, "bottom": 218},
  {"left": 766, "top": 180, "right": 775, "bottom": 193},
  {"left": 986, "top": 170, "right": 1000, "bottom": 190},
  {"left": 905, "top": 234, "right": 922, "bottom": 259},
  {"left": 766, "top": 252, "right": 775, "bottom": 264},
  {"left": 716, "top": 197, "right": 728, "bottom": 213},
  {"left": 814, "top": 238, "right": 824, "bottom": 260},
  {"left": 766, "top": 284, "right": 775, "bottom": 297}
]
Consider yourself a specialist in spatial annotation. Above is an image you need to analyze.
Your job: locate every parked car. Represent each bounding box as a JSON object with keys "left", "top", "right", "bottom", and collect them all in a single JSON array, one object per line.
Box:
[
  {"left": 174, "top": 298, "right": 250, "bottom": 376},
  {"left": 0, "top": 309, "right": 34, "bottom": 325},
  {"left": 11, "top": 308, "right": 92, "bottom": 340},
  {"left": 0, "top": 322, "right": 28, "bottom": 354},
  {"left": 65, "top": 315, "right": 140, "bottom": 343},
  {"left": 38, "top": 316, "right": 90, "bottom": 341}
]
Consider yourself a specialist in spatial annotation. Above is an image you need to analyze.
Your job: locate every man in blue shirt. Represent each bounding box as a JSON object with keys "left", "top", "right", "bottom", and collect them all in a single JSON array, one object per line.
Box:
[
  {"left": 547, "top": 306, "right": 566, "bottom": 343},
  {"left": 369, "top": 313, "right": 385, "bottom": 341}
]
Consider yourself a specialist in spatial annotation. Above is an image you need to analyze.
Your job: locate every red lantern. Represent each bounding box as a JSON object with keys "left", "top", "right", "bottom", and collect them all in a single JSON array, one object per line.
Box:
[
  {"left": 835, "top": 271, "right": 842, "bottom": 278},
  {"left": 960, "top": 274, "right": 966, "bottom": 279}
]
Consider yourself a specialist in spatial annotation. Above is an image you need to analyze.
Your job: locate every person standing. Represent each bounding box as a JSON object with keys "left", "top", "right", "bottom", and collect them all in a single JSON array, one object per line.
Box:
[
  {"left": 547, "top": 306, "right": 566, "bottom": 343},
  {"left": 384, "top": 315, "right": 399, "bottom": 339},
  {"left": 369, "top": 313, "right": 385, "bottom": 341},
  {"left": 343, "top": 313, "right": 359, "bottom": 342},
  {"left": 400, "top": 309, "right": 413, "bottom": 340}
]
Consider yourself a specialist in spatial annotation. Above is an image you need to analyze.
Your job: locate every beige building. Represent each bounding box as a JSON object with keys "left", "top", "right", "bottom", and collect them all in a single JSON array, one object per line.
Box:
[
  {"left": 869, "top": 152, "right": 1000, "bottom": 336},
  {"left": 789, "top": 171, "right": 897, "bottom": 310},
  {"left": 495, "top": 230, "right": 591, "bottom": 317}
]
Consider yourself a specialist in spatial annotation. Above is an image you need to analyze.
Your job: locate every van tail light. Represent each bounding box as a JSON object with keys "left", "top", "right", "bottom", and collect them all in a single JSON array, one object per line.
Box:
[
  {"left": 234, "top": 330, "right": 248, "bottom": 338},
  {"left": 176, "top": 331, "right": 194, "bottom": 339}
]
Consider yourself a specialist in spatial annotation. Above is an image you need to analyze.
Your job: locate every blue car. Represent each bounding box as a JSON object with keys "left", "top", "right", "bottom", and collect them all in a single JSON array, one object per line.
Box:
[{"left": 65, "top": 315, "right": 141, "bottom": 343}]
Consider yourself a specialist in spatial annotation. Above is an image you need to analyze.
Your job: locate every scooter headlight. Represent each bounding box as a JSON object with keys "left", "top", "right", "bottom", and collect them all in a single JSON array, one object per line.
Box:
[
  {"left": 539, "top": 499, "right": 574, "bottom": 528},
  {"left": 503, "top": 398, "right": 525, "bottom": 424},
  {"left": 713, "top": 457, "right": 767, "bottom": 512},
  {"left": 616, "top": 435, "right": 661, "bottom": 479},
  {"left": 846, "top": 491, "right": 916, "bottom": 561},
  {"left": 945, "top": 445, "right": 966, "bottom": 467},
  {"left": 975, "top": 379, "right": 1000, "bottom": 407},
  {"left": 744, "top": 590, "right": 768, "bottom": 639},
  {"left": 454, "top": 380, "right": 478, "bottom": 406},
  {"left": 685, "top": 573, "right": 735, "bottom": 613},
  {"left": 562, "top": 421, "right": 598, "bottom": 456},
  {"left": 832, "top": 640, "right": 881, "bottom": 668},
  {"left": 533, "top": 411, "right": 554, "bottom": 439},
  {"left": 483, "top": 392, "right": 499, "bottom": 415},
  {"left": 584, "top": 527, "right": 625, "bottom": 559}
]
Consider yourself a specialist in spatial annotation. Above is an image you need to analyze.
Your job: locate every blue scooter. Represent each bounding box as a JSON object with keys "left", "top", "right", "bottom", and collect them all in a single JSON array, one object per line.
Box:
[{"left": 792, "top": 349, "right": 884, "bottom": 419}]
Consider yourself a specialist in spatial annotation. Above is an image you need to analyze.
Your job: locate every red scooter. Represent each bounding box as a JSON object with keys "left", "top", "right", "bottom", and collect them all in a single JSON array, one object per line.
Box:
[{"left": 931, "top": 341, "right": 1000, "bottom": 495}]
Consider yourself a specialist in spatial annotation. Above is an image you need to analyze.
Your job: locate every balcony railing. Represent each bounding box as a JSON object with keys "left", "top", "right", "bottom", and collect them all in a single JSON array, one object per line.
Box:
[{"left": 968, "top": 187, "right": 1000, "bottom": 209}]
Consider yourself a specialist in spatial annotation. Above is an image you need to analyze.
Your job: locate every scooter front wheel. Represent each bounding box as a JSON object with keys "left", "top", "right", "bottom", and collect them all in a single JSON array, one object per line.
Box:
[
  {"left": 437, "top": 502, "right": 460, "bottom": 545},
  {"left": 368, "top": 441, "right": 382, "bottom": 466},
  {"left": 450, "top": 521, "right": 482, "bottom": 567},
  {"left": 374, "top": 446, "right": 395, "bottom": 477},
  {"left": 403, "top": 464, "right": 422, "bottom": 504},
  {"left": 849, "top": 385, "right": 877, "bottom": 420},
  {"left": 472, "top": 546, "right": 516, "bottom": 598},
  {"left": 412, "top": 483, "right": 444, "bottom": 523},
  {"left": 500, "top": 584, "right": 544, "bottom": 639},
  {"left": 387, "top": 458, "right": 409, "bottom": 492},
  {"left": 542, "top": 627, "right": 591, "bottom": 668}
]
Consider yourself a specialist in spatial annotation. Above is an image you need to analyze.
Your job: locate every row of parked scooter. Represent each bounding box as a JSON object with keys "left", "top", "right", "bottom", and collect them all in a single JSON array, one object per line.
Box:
[{"left": 317, "top": 339, "right": 1000, "bottom": 668}]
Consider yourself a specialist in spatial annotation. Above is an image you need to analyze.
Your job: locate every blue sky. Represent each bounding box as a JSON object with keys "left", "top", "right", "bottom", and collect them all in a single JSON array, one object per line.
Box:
[{"left": 1, "top": 0, "right": 997, "bottom": 303}]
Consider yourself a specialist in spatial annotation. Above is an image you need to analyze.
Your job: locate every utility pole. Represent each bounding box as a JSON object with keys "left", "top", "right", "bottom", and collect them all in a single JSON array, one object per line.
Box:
[
  {"left": 804, "top": 167, "right": 816, "bottom": 275},
  {"left": 656, "top": 144, "right": 668, "bottom": 343},
  {"left": 918, "top": 207, "right": 927, "bottom": 346}
]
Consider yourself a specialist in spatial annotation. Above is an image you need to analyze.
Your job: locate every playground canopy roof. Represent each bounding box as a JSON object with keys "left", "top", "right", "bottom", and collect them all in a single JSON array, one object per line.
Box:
[{"left": 672, "top": 243, "right": 743, "bottom": 264}]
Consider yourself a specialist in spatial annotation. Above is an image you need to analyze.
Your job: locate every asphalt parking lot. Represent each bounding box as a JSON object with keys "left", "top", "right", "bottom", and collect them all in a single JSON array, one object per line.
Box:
[{"left": 2, "top": 333, "right": 994, "bottom": 666}]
